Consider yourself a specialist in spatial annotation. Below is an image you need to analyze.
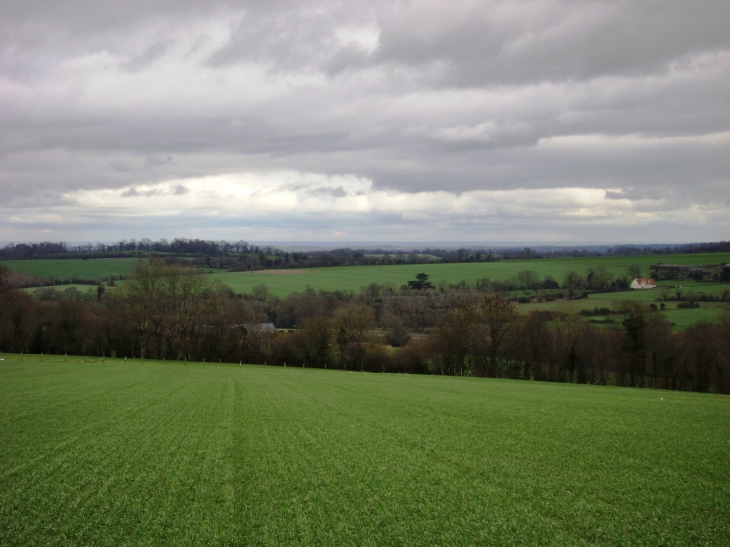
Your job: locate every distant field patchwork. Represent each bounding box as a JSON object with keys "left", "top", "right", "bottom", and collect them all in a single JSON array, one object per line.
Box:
[
  {"left": 4, "top": 253, "right": 729, "bottom": 328},
  {"left": 0, "top": 355, "right": 728, "bottom": 546},
  {"left": 3, "top": 253, "right": 728, "bottom": 294},
  {"left": 213, "top": 253, "right": 730, "bottom": 296},
  {"left": 0, "top": 258, "right": 140, "bottom": 282}
]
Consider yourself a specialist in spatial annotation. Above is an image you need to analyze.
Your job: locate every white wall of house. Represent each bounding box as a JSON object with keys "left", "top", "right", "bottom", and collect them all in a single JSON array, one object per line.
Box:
[{"left": 631, "top": 278, "right": 656, "bottom": 289}]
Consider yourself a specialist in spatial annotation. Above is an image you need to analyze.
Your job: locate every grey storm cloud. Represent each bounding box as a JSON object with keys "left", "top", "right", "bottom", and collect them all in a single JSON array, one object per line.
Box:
[{"left": 0, "top": 0, "right": 729, "bottom": 243}]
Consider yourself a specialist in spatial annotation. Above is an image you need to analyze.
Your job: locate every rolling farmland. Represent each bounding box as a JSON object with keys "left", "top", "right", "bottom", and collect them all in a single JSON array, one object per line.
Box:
[
  {"left": 3, "top": 252, "right": 728, "bottom": 296},
  {"left": 3, "top": 253, "right": 728, "bottom": 328},
  {"left": 213, "top": 252, "right": 730, "bottom": 297},
  {"left": 0, "top": 258, "right": 140, "bottom": 282},
  {"left": 1, "top": 355, "right": 729, "bottom": 546}
]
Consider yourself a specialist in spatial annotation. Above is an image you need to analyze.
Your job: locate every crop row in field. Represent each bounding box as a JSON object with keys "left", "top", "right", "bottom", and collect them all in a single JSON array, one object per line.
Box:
[{"left": 0, "top": 355, "right": 728, "bottom": 546}]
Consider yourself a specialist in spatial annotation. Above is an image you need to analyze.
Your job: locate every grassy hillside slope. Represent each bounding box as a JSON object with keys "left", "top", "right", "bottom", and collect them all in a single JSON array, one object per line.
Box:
[{"left": 1, "top": 355, "right": 728, "bottom": 546}]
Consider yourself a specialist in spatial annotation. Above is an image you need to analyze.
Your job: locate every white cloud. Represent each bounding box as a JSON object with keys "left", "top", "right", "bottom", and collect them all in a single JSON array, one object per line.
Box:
[
  {"left": 334, "top": 25, "right": 380, "bottom": 54},
  {"left": 1, "top": 1, "right": 729, "bottom": 243},
  {"left": 46, "top": 171, "right": 726, "bottom": 228}
]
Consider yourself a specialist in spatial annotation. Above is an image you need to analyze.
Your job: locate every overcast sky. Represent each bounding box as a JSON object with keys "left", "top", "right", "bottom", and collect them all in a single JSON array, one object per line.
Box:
[{"left": 1, "top": 0, "right": 728, "bottom": 245}]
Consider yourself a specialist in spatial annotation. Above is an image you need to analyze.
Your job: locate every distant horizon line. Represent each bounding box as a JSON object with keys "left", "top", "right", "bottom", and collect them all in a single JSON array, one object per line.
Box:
[{"left": 1, "top": 239, "right": 722, "bottom": 251}]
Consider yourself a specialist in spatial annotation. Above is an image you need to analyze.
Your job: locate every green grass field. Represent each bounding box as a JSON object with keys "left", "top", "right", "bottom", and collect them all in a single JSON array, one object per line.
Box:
[
  {"left": 4, "top": 254, "right": 728, "bottom": 328},
  {"left": 213, "top": 253, "right": 730, "bottom": 297},
  {"left": 4, "top": 253, "right": 728, "bottom": 295},
  {"left": 0, "top": 258, "right": 140, "bottom": 282},
  {"left": 659, "top": 306, "right": 729, "bottom": 329},
  {"left": 589, "top": 282, "right": 729, "bottom": 301},
  {"left": 516, "top": 283, "right": 730, "bottom": 328},
  {"left": 534, "top": 304, "right": 727, "bottom": 330},
  {"left": 22, "top": 284, "right": 99, "bottom": 295},
  {"left": 1, "top": 355, "right": 728, "bottom": 546}
]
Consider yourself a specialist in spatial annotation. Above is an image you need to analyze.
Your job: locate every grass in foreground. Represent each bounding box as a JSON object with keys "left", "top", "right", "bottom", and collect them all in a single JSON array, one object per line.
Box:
[{"left": 1, "top": 355, "right": 728, "bottom": 546}]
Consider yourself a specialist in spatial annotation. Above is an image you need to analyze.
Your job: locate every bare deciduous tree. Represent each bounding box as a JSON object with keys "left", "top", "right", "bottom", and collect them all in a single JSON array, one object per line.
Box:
[{"left": 334, "top": 303, "right": 374, "bottom": 371}]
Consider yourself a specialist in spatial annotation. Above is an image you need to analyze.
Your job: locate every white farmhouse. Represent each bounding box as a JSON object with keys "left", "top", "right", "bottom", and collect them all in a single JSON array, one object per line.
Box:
[{"left": 631, "top": 277, "right": 657, "bottom": 289}]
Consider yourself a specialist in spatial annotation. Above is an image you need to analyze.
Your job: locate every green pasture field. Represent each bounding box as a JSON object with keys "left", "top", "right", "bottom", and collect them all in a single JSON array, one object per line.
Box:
[
  {"left": 213, "top": 252, "right": 730, "bottom": 297},
  {"left": 517, "top": 287, "right": 729, "bottom": 329},
  {"left": 1, "top": 355, "right": 728, "bottom": 546},
  {"left": 660, "top": 306, "right": 730, "bottom": 328},
  {"left": 589, "top": 282, "right": 729, "bottom": 302},
  {"left": 3, "top": 252, "right": 728, "bottom": 295},
  {"left": 22, "top": 284, "right": 99, "bottom": 295},
  {"left": 0, "top": 258, "right": 140, "bottom": 282}
]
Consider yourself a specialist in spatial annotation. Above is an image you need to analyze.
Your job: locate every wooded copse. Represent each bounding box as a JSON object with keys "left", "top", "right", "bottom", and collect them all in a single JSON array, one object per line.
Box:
[{"left": 1, "top": 260, "right": 729, "bottom": 393}]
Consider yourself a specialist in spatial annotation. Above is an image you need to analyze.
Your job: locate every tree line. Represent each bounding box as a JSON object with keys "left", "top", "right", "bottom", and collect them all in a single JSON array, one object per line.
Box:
[
  {"left": 0, "top": 239, "right": 278, "bottom": 260},
  {"left": 1, "top": 261, "right": 728, "bottom": 394},
  {"left": 5, "top": 238, "right": 729, "bottom": 266}
]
